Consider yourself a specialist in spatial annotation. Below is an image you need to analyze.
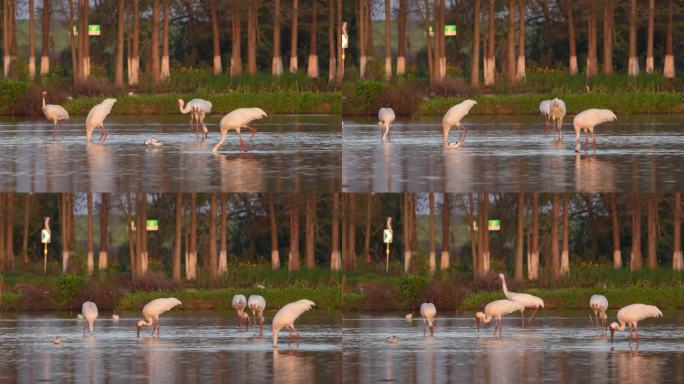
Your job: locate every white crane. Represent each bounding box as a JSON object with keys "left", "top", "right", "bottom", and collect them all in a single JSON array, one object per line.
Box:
[
  {"left": 539, "top": 100, "right": 552, "bottom": 135},
  {"left": 272, "top": 299, "right": 315, "bottom": 347},
  {"left": 475, "top": 299, "right": 525, "bottom": 337},
  {"left": 589, "top": 294, "right": 609, "bottom": 330},
  {"left": 85, "top": 98, "right": 117, "bottom": 143},
  {"left": 178, "top": 98, "right": 212, "bottom": 137},
  {"left": 549, "top": 98, "right": 567, "bottom": 140},
  {"left": 442, "top": 99, "right": 477, "bottom": 148},
  {"left": 41, "top": 91, "right": 69, "bottom": 137},
  {"left": 144, "top": 138, "right": 163, "bottom": 147},
  {"left": 136, "top": 297, "right": 182, "bottom": 338},
  {"left": 420, "top": 303, "right": 437, "bottom": 336},
  {"left": 81, "top": 301, "right": 98, "bottom": 336},
  {"left": 610, "top": 304, "right": 663, "bottom": 343},
  {"left": 573, "top": 108, "right": 617, "bottom": 153},
  {"left": 212, "top": 108, "right": 268, "bottom": 154},
  {"left": 232, "top": 294, "right": 250, "bottom": 330},
  {"left": 248, "top": 294, "right": 267, "bottom": 335},
  {"left": 378, "top": 107, "right": 395, "bottom": 141},
  {"left": 495, "top": 273, "right": 544, "bottom": 326}
]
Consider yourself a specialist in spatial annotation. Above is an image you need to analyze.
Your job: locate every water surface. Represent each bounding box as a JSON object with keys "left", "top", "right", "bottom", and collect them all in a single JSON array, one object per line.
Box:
[
  {"left": 0, "top": 311, "right": 341, "bottom": 383},
  {"left": 342, "top": 116, "right": 684, "bottom": 192},
  {"left": 0, "top": 115, "right": 341, "bottom": 192}
]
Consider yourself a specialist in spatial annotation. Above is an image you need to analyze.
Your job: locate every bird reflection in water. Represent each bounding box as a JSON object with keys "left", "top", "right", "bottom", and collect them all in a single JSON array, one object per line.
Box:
[
  {"left": 575, "top": 154, "right": 615, "bottom": 192},
  {"left": 273, "top": 348, "right": 315, "bottom": 383},
  {"left": 217, "top": 154, "right": 264, "bottom": 191}
]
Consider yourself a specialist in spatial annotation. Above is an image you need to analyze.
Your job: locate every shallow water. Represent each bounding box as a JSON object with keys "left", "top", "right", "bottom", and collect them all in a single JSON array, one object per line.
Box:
[
  {"left": 0, "top": 115, "right": 341, "bottom": 193},
  {"left": 342, "top": 311, "right": 684, "bottom": 383},
  {"left": 342, "top": 116, "right": 684, "bottom": 192},
  {"left": 0, "top": 311, "right": 341, "bottom": 383}
]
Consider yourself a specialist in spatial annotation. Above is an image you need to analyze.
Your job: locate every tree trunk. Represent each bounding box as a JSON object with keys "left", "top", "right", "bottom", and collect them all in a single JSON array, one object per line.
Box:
[
  {"left": 187, "top": 193, "right": 197, "bottom": 280},
  {"left": 551, "top": 194, "right": 560, "bottom": 280},
  {"left": 208, "top": 195, "right": 218, "bottom": 278},
  {"left": 506, "top": 0, "right": 516, "bottom": 83},
  {"left": 397, "top": 0, "right": 407, "bottom": 75},
  {"left": 99, "top": 193, "right": 108, "bottom": 270},
  {"left": 628, "top": 0, "right": 639, "bottom": 76},
  {"left": 247, "top": 2, "right": 258, "bottom": 74},
  {"left": 647, "top": 195, "right": 657, "bottom": 269},
  {"left": 630, "top": 194, "right": 642, "bottom": 271},
  {"left": 428, "top": 193, "right": 436, "bottom": 274},
  {"left": 173, "top": 193, "right": 182, "bottom": 281},
  {"left": 231, "top": 3, "right": 242, "bottom": 76},
  {"left": 440, "top": 194, "right": 450, "bottom": 270},
  {"left": 438, "top": 0, "right": 446, "bottom": 80},
  {"left": 515, "top": 193, "right": 524, "bottom": 281},
  {"left": 384, "top": 0, "right": 392, "bottom": 79},
  {"left": 2, "top": 0, "right": 8, "bottom": 77},
  {"left": 646, "top": 0, "right": 654, "bottom": 73},
  {"left": 335, "top": 0, "right": 343, "bottom": 85},
  {"left": 423, "top": 0, "right": 434, "bottom": 85},
  {"left": 566, "top": 1, "right": 577, "bottom": 74},
  {"left": 126, "top": 194, "right": 136, "bottom": 277},
  {"left": 210, "top": 0, "right": 222, "bottom": 74},
  {"left": 586, "top": 5, "right": 598, "bottom": 77},
  {"left": 40, "top": 0, "right": 50, "bottom": 75},
  {"left": 561, "top": 194, "right": 570, "bottom": 275},
  {"left": 0, "top": 195, "right": 5, "bottom": 268},
  {"left": 485, "top": 0, "right": 495, "bottom": 85},
  {"left": 141, "top": 193, "right": 148, "bottom": 274},
  {"left": 28, "top": 0, "right": 36, "bottom": 79},
  {"left": 432, "top": 0, "right": 446, "bottom": 81},
  {"left": 76, "top": 0, "right": 85, "bottom": 81},
  {"left": 327, "top": 0, "right": 335, "bottom": 82},
  {"left": 219, "top": 194, "right": 228, "bottom": 274},
  {"left": 331, "top": 193, "right": 341, "bottom": 270},
  {"left": 115, "top": 0, "right": 125, "bottom": 86},
  {"left": 468, "top": 194, "right": 478, "bottom": 278},
  {"left": 482, "top": 193, "right": 490, "bottom": 275},
  {"left": 21, "top": 194, "right": 29, "bottom": 263},
  {"left": 357, "top": 0, "right": 366, "bottom": 78},
  {"left": 403, "top": 193, "right": 411, "bottom": 273},
  {"left": 340, "top": 195, "right": 348, "bottom": 269},
  {"left": 64, "top": 0, "right": 78, "bottom": 81},
  {"left": 305, "top": 195, "right": 316, "bottom": 268},
  {"left": 610, "top": 193, "right": 622, "bottom": 268},
  {"left": 674, "top": 193, "right": 683, "bottom": 271},
  {"left": 161, "top": 0, "right": 170, "bottom": 79},
  {"left": 5, "top": 193, "right": 13, "bottom": 269},
  {"left": 516, "top": 0, "right": 526, "bottom": 80},
  {"left": 87, "top": 193, "right": 94, "bottom": 274},
  {"left": 150, "top": 0, "right": 160, "bottom": 84},
  {"left": 363, "top": 194, "right": 372, "bottom": 262},
  {"left": 663, "top": 0, "right": 675, "bottom": 78},
  {"left": 129, "top": 0, "right": 140, "bottom": 85},
  {"left": 60, "top": 194, "right": 69, "bottom": 273},
  {"left": 273, "top": 0, "right": 283, "bottom": 75},
  {"left": 602, "top": 0, "right": 613, "bottom": 75},
  {"left": 529, "top": 193, "right": 539, "bottom": 280},
  {"left": 348, "top": 194, "right": 357, "bottom": 270},
  {"left": 307, "top": 0, "right": 318, "bottom": 78},
  {"left": 471, "top": 0, "right": 480, "bottom": 86},
  {"left": 290, "top": 0, "right": 299, "bottom": 73},
  {"left": 269, "top": 194, "right": 280, "bottom": 269}
]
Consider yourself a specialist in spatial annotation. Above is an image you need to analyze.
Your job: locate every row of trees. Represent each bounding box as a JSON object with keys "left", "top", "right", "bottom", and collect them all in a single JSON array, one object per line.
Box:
[
  {"left": 355, "top": 0, "right": 678, "bottom": 84},
  {"left": 1, "top": 0, "right": 347, "bottom": 85},
  {"left": 0, "top": 192, "right": 682, "bottom": 282}
]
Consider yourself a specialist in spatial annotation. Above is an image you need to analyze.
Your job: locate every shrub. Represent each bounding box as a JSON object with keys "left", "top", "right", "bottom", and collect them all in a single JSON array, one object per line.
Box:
[
  {"left": 56, "top": 274, "right": 86, "bottom": 308},
  {"left": 0, "top": 80, "right": 29, "bottom": 115}
]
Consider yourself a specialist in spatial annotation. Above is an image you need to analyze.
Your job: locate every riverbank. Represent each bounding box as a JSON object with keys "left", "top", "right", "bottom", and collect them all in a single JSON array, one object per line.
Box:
[{"left": 2, "top": 266, "right": 683, "bottom": 313}]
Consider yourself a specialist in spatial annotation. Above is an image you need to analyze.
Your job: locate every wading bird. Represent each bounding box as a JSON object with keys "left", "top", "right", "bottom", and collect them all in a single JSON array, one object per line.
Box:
[
  {"left": 494, "top": 273, "right": 544, "bottom": 326},
  {"left": 212, "top": 108, "right": 268, "bottom": 154},
  {"left": 53, "top": 336, "right": 62, "bottom": 345},
  {"left": 610, "top": 304, "right": 663, "bottom": 343},
  {"left": 85, "top": 98, "right": 117, "bottom": 143},
  {"left": 81, "top": 301, "right": 98, "bottom": 336},
  {"left": 549, "top": 98, "right": 567, "bottom": 140},
  {"left": 378, "top": 107, "right": 395, "bottom": 141},
  {"left": 476, "top": 299, "right": 526, "bottom": 337},
  {"left": 272, "top": 299, "right": 315, "bottom": 347},
  {"left": 248, "top": 294, "right": 267, "bottom": 335},
  {"left": 589, "top": 294, "right": 609, "bottom": 330},
  {"left": 420, "top": 303, "right": 437, "bottom": 336},
  {"left": 442, "top": 99, "right": 477, "bottom": 148},
  {"left": 232, "top": 294, "right": 250, "bottom": 330},
  {"left": 136, "top": 297, "right": 182, "bottom": 338},
  {"left": 144, "top": 138, "right": 163, "bottom": 147},
  {"left": 539, "top": 100, "right": 552, "bottom": 135},
  {"left": 573, "top": 108, "right": 617, "bottom": 153},
  {"left": 178, "top": 98, "right": 212, "bottom": 137},
  {"left": 41, "top": 91, "right": 69, "bottom": 136}
]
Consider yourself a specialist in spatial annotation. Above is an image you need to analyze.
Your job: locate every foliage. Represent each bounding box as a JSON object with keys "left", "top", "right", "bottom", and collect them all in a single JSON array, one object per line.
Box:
[
  {"left": 0, "top": 80, "right": 29, "bottom": 115},
  {"left": 55, "top": 274, "right": 86, "bottom": 308}
]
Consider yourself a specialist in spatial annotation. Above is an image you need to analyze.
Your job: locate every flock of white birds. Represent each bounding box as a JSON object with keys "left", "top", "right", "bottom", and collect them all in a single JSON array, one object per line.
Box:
[
  {"left": 41, "top": 92, "right": 267, "bottom": 154},
  {"left": 408, "top": 273, "right": 663, "bottom": 344},
  {"left": 57, "top": 295, "right": 315, "bottom": 348},
  {"left": 378, "top": 98, "right": 618, "bottom": 152}
]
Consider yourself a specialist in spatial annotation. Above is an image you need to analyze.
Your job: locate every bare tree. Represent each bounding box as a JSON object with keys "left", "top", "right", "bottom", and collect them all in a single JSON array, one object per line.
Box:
[
  {"left": 647, "top": 195, "right": 657, "bottom": 269},
  {"left": 627, "top": 0, "right": 639, "bottom": 76},
  {"left": 630, "top": 194, "right": 642, "bottom": 271},
  {"left": 429, "top": 193, "right": 436, "bottom": 273},
  {"left": 151, "top": 0, "right": 161, "bottom": 84},
  {"left": 173, "top": 193, "right": 182, "bottom": 280},
  {"left": 646, "top": 0, "right": 654, "bottom": 73},
  {"left": 99, "top": 193, "right": 109, "bottom": 270},
  {"left": 506, "top": 0, "right": 516, "bottom": 83},
  {"left": 210, "top": 0, "right": 222, "bottom": 74},
  {"left": 384, "top": 0, "right": 392, "bottom": 79},
  {"left": 441, "top": 194, "right": 450, "bottom": 270},
  {"left": 610, "top": 193, "right": 622, "bottom": 268},
  {"left": 516, "top": 0, "right": 526, "bottom": 80},
  {"left": 129, "top": 0, "right": 140, "bottom": 85},
  {"left": 21, "top": 194, "right": 30, "bottom": 263},
  {"left": 335, "top": 0, "right": 343, "bottom": 85},
  {"left": 187, "top": 193, "right": 197, "bottom": 280},
  {"left": 484, "top": 0, "right": 495, "bottom": 85},
  {"left": 586, "top": 3, "right": 598, "bottom": 76},
  {"left": 307, "top": 0, "right": 319, "bottom": 78},
  {"left": 327, "top": 0, "right": 336, "bottom": 82},
  {"left": 2, "top": 0, "right": 9, "bottom": 77},
  {"left": 602, "top": 0, "right": 613, "bottom": 75},
  {"left": 273, "top": 0, "right": 283, "bottom": 75},
  {"left": 290, "top": 0, "right": 299, "bottom": 73},
  {"left": 561, "top": 194, "right": 570, "bottom": 275},
  {"left": 219, "top": 194, "right": 228, "bottom": 274},
  {"left": 115, "top": 0, "right": 125, "bottom": 86},
  {"left": 40, "top": 0, "right": 50, "bottom": 75},
  {"left": 269, "top": 194, "right": 280, "bottom": 268},
  {"left": 565, "top": 1, "right": 577, "bottom": 74},
  {"left": 358, "top": 0, "right": 367, "bottom": 78},
  {"left": 331, "top": 193, "right": 341, "bottom": 270},
  {"left": 403, "top": 193, "right": 412, "bottom": 272},
  {"left": 161, "top": 0, "right": 170, "bottom": 79},
  {"left": 397, "top": 0, "right": 407, "bottom": 75},
  {"left": 231, "top": 2, "right": 242, "bottom": 76},
  {"left": 663, "top": 0, "right": 675, "bottom": 78},
  {"left": 471, "top": 0, "right": 480, "bottom": 86},
  {"left": 208, "top": 195, "right": 218, "bottom": 278},
  {"left": 87, "top": 193, "right": 94, "bottom": 274},
  {"left": 515, "top": 193, "right": 524, "bottom": 281},
  {"left": 674, "top": 192, "right": 683, "bottom": 271},
  {"left": 305, "top": 195, "right": 316, "bottom": 268},
  {"left": 528, "top": 193, "right": 539, "bottom": 280},
  {"left": 28, "top": 0, "right": 36, "bottom": 79},
  {"left": 247, "top": 2, "right": 259, "bottom": 74}
]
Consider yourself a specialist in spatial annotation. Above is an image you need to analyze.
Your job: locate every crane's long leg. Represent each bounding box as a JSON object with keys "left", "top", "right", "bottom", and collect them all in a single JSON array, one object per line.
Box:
[
  {"left": 528, "top": 306, "right": 540, "bottom": 325},
  {"left": 635, "top": 324, "right": 639, "bottom": 343},
  {"left": 591, "top": 131, "right": 597, "bottom": 153},
  {"left": 499, "top": 318, "right": 503, "bottom": 337},
  {"left": 521, "top": 311, "right": 525, "bottom": 329},
  {"left": 83, "top": 320, "right": 86, "bottom": 336},
  {"left": 460, "top": 124, "right": 468, "bottom": 144},
  {"left": 245, "top": 125, "right": 257, "bottom": 142},
  {"left": 292, "top": 325, "right": 300, "bottom": 346},
  {"left": 423, "top": 320, "right": 426, "bottom": 336},
  {"left": 260, "top": 319, "right": 264, "bottom": 336},
  {"left": 238, "top": 133, "right": 247, "bottom": 155}
]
